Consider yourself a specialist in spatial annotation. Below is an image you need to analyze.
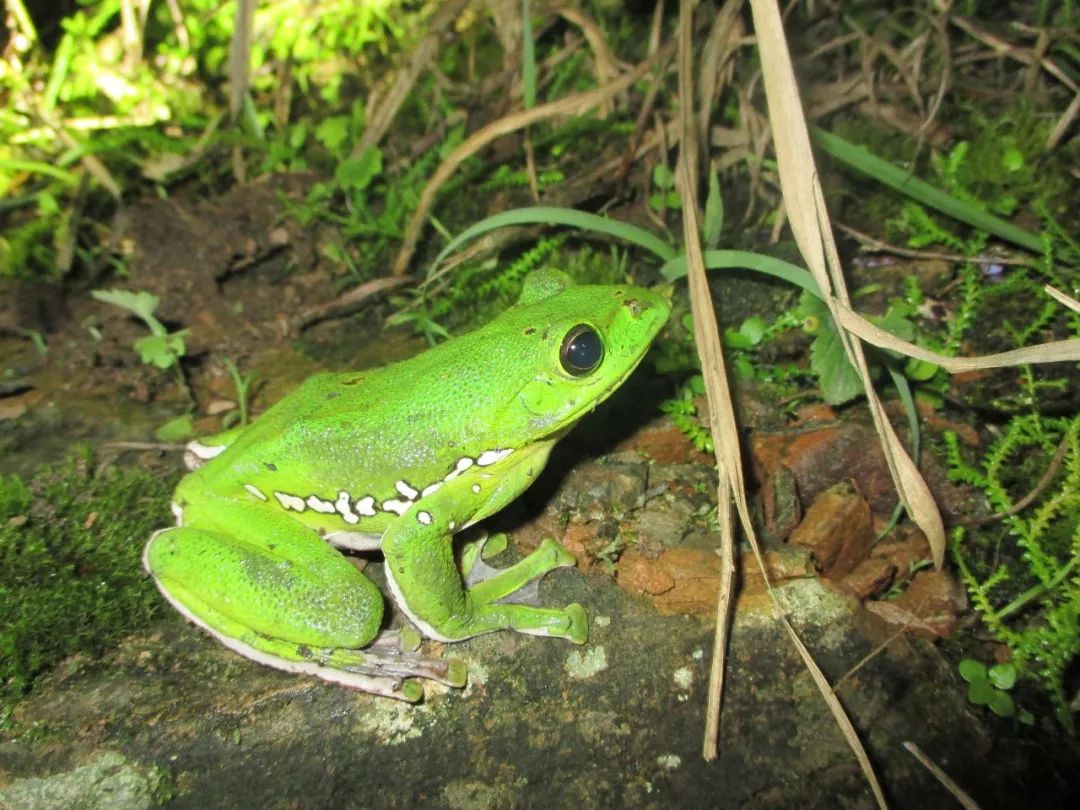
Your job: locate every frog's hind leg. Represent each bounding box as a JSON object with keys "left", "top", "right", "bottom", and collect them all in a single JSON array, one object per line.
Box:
[
  {"left": 145, "top": 510, "right": 465, "bottom": 701},
  {"left": 383, "top": 511, "right": 588, "bottom": 645}
]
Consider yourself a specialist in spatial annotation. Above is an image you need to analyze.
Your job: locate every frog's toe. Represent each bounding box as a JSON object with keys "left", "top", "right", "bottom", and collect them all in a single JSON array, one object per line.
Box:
[
  {"left": 538, "top": 537, "right": 577, "bottom": 569},
  {"left": 564, "top": 603, "right": 589, "bottom": 645}
]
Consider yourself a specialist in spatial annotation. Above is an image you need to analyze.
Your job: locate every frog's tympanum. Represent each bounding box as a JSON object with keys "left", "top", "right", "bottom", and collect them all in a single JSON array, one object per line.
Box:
[{"left": 145, "top": 269, "right": 669, "bottom": 700}]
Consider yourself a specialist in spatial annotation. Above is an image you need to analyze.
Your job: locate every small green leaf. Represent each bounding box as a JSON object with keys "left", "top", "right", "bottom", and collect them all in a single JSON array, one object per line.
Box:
[
  {"left": 988, "top": 663, "right": 1017, "bottom": 691},
  {"left": 733, "top": 354, "right": 756, "bottom": 380},
  {"left": 335, "top": 147, "right": 383, "bottom": 191},
  {"left": 702, "top": 166, "right": 724, "bottom": 249},
  {"left": 958, "top": 658, "right": 986, "bottom": 683},
  {"left": 315, "top": 116, "right": 350, "bottom": 153},
  {"left": 811, "top": 321, "right": 863, "bottom": 405},
  {"left": 155, "top": 413, "right": 195, "bottom": 442},
  {"left": 904, "top": 357, "right": 941, "bottom": 382},
  {"left": 652, "top": 163, "right": 674, "bottom": 190},
  {"left": 1001, "top": 146, "right": 1024, "bottom": 172},
  {"left": 723, "top": 328, "right": 754, "bottom": 349},
  {"left": 134, "top": 331, "right": 187, "bottom": 369},
  {"left": 739, "top": 316, "right": 768, "bottom": 345},
  {"left": 91, "top": 289, "right": 161, "bottom": 325},
  {"left": 988, "top": 689, "right": 1015, "bottom": 718},
  {"left": 968, "top": 677, "right": 994, "bottom": 706}
]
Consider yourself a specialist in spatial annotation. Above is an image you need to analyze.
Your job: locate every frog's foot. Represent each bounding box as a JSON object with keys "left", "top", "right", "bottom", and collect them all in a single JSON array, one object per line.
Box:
[
  {"left": 384, "top": 516, "right": 588, "bottom": 645},
  {"left": 161, "top": 581, "right": 466, "bottom": 702},
  {"left": 462, "top": 538, "right": 588, "bottom": 644}
]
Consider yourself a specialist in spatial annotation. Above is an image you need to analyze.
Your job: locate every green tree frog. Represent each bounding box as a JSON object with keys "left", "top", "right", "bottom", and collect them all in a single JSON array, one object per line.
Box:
[{"left": 145, "top": 269, "right": 669, "bottom": 701}]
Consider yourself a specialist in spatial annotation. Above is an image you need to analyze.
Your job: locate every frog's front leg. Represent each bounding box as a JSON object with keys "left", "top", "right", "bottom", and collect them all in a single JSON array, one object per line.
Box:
[
  {"left": 145, "top": 501, "right": 465, "bottom": 701},
  {"left": 382, "top": 500, "right": 588, "bottom": 644}
]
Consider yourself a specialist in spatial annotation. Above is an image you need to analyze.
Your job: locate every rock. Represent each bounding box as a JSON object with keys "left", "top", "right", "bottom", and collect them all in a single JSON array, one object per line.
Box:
[
  {"left": 739, "top": 545, "right": 815, "bottom": 592},
  {"left": 616, "top": 549, "right": 720, "bottom": 615},
  {"left": 613, "top": 415, "right": 713, "bottom": 464},
  {"left": 752, "top": 421, "right": 899, "bottom": 514},
  {"left": 871, "top": 525, "right": 933, "bottom": 582},
  {"left": 551, "top": 460, "right": 647, "bottom": 515},
  {"left": 890, "top": 569, "right": 968, "bottom": 639},
  {"left": 842, "top": 558, "right": 896, "bottom": 599},
  {"left": 761, "top": 464, "right": 801, "bottom": 543},
  {"left": 788, "top": 482, "right": 874, "bottom": 578}
]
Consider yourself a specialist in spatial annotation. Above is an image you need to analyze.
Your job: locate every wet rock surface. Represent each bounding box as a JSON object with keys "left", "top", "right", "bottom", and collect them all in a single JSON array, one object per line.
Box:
[{"left": 2, "top": 567, "right": 1077, "bottom": 810}]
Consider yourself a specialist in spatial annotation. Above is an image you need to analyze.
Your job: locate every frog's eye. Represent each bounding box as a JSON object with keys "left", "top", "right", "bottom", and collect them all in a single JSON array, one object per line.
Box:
[{"left": 560, "top": 324, "right": 604, "bottom": 376}]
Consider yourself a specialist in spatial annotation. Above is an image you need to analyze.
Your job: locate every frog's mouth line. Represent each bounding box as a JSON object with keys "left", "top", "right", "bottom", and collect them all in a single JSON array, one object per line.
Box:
[{"left": 550, "top": 341, "right": 656, "bottom": 438}]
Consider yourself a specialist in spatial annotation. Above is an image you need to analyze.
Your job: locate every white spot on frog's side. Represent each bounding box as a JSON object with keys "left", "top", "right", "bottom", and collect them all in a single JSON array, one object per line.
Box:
[
  {"left": 421, "top": 481, "right": 443, "bottom": 497},
  {"left": 274, "top": 492, "right": 306, "bottom": 512},
  {"left": 417, "top": 511, "right": 432, "bottom": 526},
  {"left": 448, "top": 520, "right": 456, "bottom": 531},
  {"left": 354, "top": 495, "right": 377, "bottom": 516},
  {"left": 471, "top": 484, "right": 481, "bottom": 494},
  {"left": 171, "top": 502, "right": 184, "bottom": 525},
  {"left": 444, "top": 456, "right": 474, "bottom": 481},
  {"left": 187, "top": 440, "right": 227, "bottom": 461},
  {"left": 477, "top": 448, "right": 513, "bottom": 467},
  {"left": 395, "top": 480, "right": 419, "bottom": 500},
  {"left": 335, "top": 491, "right": 359, "bottom": 525},
  {"left": 244, "top": 484, "right": 268, "bottom": 501},
  {"left": 382, "top": 498, "right": 411, "bottom": 516},
  {"left": 306, "top": 494, "right": 336, "bottom": 514}
]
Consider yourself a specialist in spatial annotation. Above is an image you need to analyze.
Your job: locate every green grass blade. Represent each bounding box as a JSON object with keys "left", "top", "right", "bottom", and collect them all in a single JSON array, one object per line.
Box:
[
  {"left": 521, "top": 0, "right": 536, "bottom": 111},
  {"left": 0, "top": 159, "right": 78, "bottom": 185},
  {"left": 661, "top": 250, "right": 823, "bottom": 299},
  {"left": 430, "top": 206, "right": 677, "bottom": 274},
  {"left": 812, "top": 128, "right": 1043, "bottom": 254}
]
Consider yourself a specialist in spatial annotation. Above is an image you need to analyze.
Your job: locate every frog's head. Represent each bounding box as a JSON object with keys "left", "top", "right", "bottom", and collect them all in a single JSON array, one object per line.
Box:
[{"left": 494, "top": 269, "right": 670, "bottom": 439}]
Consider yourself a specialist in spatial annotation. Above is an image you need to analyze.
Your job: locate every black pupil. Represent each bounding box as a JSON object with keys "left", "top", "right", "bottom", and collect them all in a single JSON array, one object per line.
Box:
[{"left": 562, "top": 325, "right": 603, "bottom": 375}]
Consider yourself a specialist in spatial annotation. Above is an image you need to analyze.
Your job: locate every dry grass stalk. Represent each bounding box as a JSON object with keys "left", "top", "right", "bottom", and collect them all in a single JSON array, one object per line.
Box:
[
  {"left": 392, "top": 42, "right": 672, "bottom": 275},
  {"left": 902, "top": 741, "right": 981, "bottom": 809},
  {"left": 675, "top": 1, "right": 737, "bottom": 763},
  {"left": 353, "top": 0, "right": 470, "bottom": 158}
]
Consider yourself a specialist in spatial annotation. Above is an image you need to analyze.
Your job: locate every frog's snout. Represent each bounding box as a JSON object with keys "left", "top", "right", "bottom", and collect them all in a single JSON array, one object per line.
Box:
[{"left": 623, "top": 291, "right": 670, "bottom": 331}]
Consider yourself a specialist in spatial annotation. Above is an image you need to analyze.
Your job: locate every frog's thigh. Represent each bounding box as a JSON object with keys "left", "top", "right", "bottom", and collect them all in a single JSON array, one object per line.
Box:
[{"left": 146, "top": 504, "right": 383, "bottom": 649}]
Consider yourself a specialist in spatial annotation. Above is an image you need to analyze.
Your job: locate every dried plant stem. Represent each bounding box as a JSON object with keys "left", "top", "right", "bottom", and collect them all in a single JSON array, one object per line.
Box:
[
  {"left": 392, "top": 44, "right": 671, "bottom": 275},
  {"left": 903, "top": 741, "right": 981, "bottom": 809}
]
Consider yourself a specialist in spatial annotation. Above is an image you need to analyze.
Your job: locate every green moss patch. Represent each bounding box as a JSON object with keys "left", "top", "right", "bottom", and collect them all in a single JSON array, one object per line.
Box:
[{"left": 0, "top": 453, "right": 175, "bottom": 718}]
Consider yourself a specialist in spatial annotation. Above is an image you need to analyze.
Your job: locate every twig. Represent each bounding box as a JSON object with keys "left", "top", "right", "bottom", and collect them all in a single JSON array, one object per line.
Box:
[
  {"left": 903, "top": 741, "right": 981, "bottom": 810},
  {"left": 835, "top": 221, "right": 1034, "bottom": 266},
  {"left": 949, "top": 15, "right": 1077, "bottom": 93},
  {"left": 832, "top": 624, "right": 913, "bottom": 693},
  {"left": 392, "top": 43, "right": 672, "bottom": 276},
  {"left": 353, "top": 0, "right": 469, "bottom": 158},
  {"left": 292, "top": 275, "right": 414, "bottom": 332},
  {"left": 615, "top": 0, "right": 668, "bottom": 184},
  {"left": 953, "top": 431, "right": 1070, "bottom": 527},
  {"left": 1046, "top": 91, "right": 1079, "bottom": 150}
]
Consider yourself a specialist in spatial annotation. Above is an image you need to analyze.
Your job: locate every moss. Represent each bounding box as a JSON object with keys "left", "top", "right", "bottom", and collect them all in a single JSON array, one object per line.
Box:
[{"left": 0, "top": 452, "right": 176, "bottom": 716}]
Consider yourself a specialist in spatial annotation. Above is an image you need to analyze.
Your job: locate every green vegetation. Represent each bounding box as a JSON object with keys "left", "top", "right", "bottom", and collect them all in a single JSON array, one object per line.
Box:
[
  {"left": 947, "top": 415, "right": 1080, "bottom": 730},
  {"left": 958, "top": 658, "right": 1033, "bottom": 724},
  {"left": 0, "top": 453, "right": 176, "bottom": 721},
  {"left": 90, "top": 289, "right": 188, "bottom": 371},
  {"left": 222, "top": 357, "right": 257, "bottom": 429},
  {"left": 1, "top": 0, "right": 421, "bottom": 281}
]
